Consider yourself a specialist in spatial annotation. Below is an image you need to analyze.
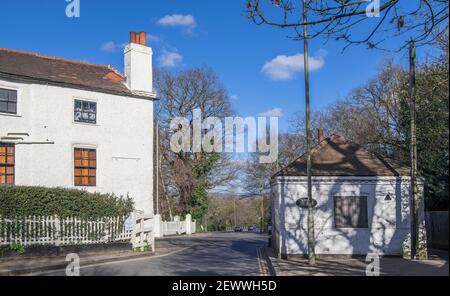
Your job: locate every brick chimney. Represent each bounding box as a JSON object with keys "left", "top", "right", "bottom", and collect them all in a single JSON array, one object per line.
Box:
[
  {"left": 124, "top": 32, "right": 153, "bottom": 94},
  {"left": 318, "top": 128, "right": 325, "bottom": 143}
]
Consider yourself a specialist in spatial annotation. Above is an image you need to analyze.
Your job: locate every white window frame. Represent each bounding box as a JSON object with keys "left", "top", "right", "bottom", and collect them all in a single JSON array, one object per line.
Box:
[
  {"left": 73, "top": 97, "right": 99, "bottom": 126},
  {"left": 0, "top": 84, "right": 20, "bottom": 117}
]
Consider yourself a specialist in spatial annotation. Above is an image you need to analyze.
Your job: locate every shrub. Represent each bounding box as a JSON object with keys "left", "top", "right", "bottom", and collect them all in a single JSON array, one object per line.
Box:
[{"left": 0, "top": 186, "right": 134, "bottom": 218}]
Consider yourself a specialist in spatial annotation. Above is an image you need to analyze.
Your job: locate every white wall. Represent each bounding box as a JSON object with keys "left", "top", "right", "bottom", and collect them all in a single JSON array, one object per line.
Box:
[
  {"left": 0, "top": 80, "right": 154, "bottom": 215},
  {"left": 272, "top": 176, "right": 421, "bottom": 256}
]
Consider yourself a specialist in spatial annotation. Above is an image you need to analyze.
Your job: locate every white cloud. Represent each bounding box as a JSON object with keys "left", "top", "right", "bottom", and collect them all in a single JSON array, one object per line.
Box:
[
  {"left": 259, "top": 108, "right": 284, "bottom": 117},
  {"left": 147, "top": 34, "right": 161, "bottom": 43},
  {"left": 230, "top": 95, "right": 239, "bottom": 100},
  {"left": 261, "top": 50, "right": 326, "bottom": 81},
  {"left": 100, "top": 41, "right": 126, "bottom": 53},
  {"left": 158, "top": 51, "right": 183, "bottom": 68},
  {"left": 157, "top": 14, "right": 197, "bottom": 31}
]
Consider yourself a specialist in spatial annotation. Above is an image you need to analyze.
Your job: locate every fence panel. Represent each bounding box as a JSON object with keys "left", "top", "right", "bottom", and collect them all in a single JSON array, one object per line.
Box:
[
  {"left": 425, "top": 211, "right": 449, "bottom": 250},
  {"left": 158, "top": 218, "right": 197, "bottom": 237},
  {"left": 0, "top": 215, "right": 133, "bottom": 247}
]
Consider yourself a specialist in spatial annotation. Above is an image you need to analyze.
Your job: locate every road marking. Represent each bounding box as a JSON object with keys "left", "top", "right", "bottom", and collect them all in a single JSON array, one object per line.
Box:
[{"left": 26, "top": 247, "right": 191, "bottom": 276}]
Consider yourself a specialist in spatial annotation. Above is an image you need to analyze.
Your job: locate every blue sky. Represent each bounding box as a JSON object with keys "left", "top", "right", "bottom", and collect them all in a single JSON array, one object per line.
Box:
[{"left": 0, "top": 0, "right": 433, "bottom": 132}]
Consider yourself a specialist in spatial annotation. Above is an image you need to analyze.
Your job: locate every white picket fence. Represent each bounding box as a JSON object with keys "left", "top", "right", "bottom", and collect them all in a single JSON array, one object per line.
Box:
[{"left": 0, "top": 215, "right": 133, "bottom": 246}]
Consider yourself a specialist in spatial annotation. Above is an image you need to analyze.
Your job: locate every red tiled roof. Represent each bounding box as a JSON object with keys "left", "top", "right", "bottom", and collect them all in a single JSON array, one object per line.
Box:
[
  {"left": 0, "top": 48, "right": 145, "bottom": 98},
  {"left": 274, "top": 134, "right": 410, "bottom": 177}
]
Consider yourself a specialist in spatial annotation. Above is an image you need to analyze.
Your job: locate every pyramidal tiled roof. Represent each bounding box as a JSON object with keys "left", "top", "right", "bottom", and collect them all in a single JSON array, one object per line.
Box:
[{"left": 274, "top": 134, "right": 410, "bottom": 177}]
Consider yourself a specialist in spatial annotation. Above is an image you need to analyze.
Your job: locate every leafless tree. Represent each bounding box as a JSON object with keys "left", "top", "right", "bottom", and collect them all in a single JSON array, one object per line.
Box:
[
  {"left": 246, "top": 0, "right": 449, "bottom": 51},
  {"left": 154, "top": 67, "right": 238, "bottom": 218}
]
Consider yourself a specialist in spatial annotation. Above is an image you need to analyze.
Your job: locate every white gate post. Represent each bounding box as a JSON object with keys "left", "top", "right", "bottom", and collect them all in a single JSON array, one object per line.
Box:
[
  {"left": 154, "top": 214, "right": 162, "bottom": 238},
  {"left": 186, "top": 214, "right": 192, "bottom": 235}
]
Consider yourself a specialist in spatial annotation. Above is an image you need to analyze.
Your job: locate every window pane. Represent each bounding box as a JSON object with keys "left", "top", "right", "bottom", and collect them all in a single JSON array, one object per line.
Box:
[
  {"left": 0, "top": 89, "right": 18, "bottom": 114},
  {"left": 0, "top": 89, "right": 8, "bottom": 99},
  {"left": 89, "top": 150, "right": 96, "bottom": 159},
  {"left": 74, "top": 150, "right": 82, "bottom": 159},
  {"left": 7, "top": 103, "right": 17, "bottom": 113},
  {"left": 74, "top": 100, "right": 97, "bottom": 124},
  {"left": 334, "top": 196, "right": 368, "bottom": 228},
  {"left": 9, "top": 90, "right": 17, "bottom": 102},
  {"left": 0, "top": 144, "right": 14, "bottom": 185},
  {"left": 74, "top": 112, "right": 82, "bottom": 121},
  {"left": 74, "top": 148, "right": 96, "bottom": 186},
  {"left": 6, "top": 176, "right": 14, "bottom": 184},
  {"left": 0, "top": 102, "right": 7, "bottom": 112}
]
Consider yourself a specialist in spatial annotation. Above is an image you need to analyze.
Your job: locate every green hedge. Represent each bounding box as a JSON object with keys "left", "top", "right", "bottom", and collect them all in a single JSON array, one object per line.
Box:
[{"left": 0, "top": 186, "right": 134, "bottom": 219}]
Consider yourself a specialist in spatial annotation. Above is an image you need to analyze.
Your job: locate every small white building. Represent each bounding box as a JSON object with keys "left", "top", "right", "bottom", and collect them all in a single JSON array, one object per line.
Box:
[
  {"left": 271, "top": 130, "right": 425, "bottom": 257},
  {"left": 0, "top": 32, "right": 155, "bottom": 215}
]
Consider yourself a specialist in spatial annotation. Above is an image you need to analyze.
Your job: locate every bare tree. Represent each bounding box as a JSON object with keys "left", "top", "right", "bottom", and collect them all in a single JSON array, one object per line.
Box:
[
  {"left": 154, "top": 67, "right": 238, "bottom": 220},
  {"left": 246, "top": 0, "right": 449, "bottom": 51}
]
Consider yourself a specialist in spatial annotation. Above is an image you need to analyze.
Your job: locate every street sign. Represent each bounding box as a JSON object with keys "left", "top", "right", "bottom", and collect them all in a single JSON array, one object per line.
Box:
[
  {"left": 124, "top": 217, "right": 135, "bottom": 232},
  {"left": 296, "top": 198, "right": 318, "bottom": 208}
]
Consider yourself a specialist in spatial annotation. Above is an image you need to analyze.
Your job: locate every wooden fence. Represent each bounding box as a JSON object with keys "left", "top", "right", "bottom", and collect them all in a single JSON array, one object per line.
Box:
[
  {"left": 425, "top": 211, "right": 449, "bottom": 250},
  {"left": 0, "top": 215, "right": 133, "bottom": 246}
]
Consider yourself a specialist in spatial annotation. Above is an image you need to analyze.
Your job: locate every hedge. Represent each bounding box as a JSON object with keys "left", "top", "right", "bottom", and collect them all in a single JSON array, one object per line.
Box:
[{"left": 0, "top": 186, "right": 134, "bottom": 219}]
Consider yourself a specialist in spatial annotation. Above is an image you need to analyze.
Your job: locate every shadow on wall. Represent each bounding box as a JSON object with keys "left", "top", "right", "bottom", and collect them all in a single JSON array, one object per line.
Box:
[{"left": 278, "top": 139, "right": 413, "bottom": 257}]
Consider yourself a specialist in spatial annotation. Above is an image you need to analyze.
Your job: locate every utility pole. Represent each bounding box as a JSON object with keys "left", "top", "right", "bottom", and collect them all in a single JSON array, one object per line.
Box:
[
  {"left": 303, "top": 0, "right": 316, "bottom": 265},
  {"left": 409, "top": 40, "right": 419, "bottom": 259},
  {"left": 260, "top": 196, "right": 264, "bottom": 233},
  {"left": 233, "top": 196, "right": 237, "bottom": 228},
  {"left": 156, "top": 121, "right": 160, "bottom": 215}
]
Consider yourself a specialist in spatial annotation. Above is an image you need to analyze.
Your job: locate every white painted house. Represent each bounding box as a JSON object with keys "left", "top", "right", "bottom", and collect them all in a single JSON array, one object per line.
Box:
[
  {"left": 271, "top": 130, "right": 426, "bottom": 257},
  {"left": 0, "top": 32, "right": 156, "bottom": 215}
]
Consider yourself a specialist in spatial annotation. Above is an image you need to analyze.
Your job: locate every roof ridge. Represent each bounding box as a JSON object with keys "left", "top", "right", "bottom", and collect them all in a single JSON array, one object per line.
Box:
[{"left": 0, "top": 48, "right": 124, "bottom": 78}]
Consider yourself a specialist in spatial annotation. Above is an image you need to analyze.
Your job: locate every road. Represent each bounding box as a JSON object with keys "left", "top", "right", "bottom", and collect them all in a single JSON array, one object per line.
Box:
[{"left": 39, "top": 232, "right": 269, "bottom": 276}]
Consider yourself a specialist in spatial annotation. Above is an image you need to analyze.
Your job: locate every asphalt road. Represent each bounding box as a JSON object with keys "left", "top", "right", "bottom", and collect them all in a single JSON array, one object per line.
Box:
[{"left": 40, "top": 232, "right": 268, "bottom": 276}]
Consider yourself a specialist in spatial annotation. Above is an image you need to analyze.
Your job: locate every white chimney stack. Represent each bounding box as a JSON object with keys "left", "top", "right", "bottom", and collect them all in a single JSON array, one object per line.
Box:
[{"left": 124, "top": 32, "right": 153, "bottom": 95}]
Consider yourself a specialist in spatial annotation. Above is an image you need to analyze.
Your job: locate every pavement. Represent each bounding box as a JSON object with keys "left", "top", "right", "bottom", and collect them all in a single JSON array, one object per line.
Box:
[
  {"left": 9, "top": 232, "right": 268, "bottom": 276},
  {"left": 265, "top": 248, "right": 449, "bottom": 276},
  {"left": 0, "top": 250, "right": 155, "bottom": 276}
]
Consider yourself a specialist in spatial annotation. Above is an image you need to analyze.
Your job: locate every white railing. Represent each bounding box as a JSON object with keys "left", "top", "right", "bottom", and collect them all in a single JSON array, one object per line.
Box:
[
  {"left": 132, "top": 214, "right": 154, "bottom": 252},
  {"left": 0, "top": 215, "right": 133, "bottom": 246},
  {"left": 155, "top": 214, "right": 197, "bottom": 238},
  {"left": 163, "top": 221, "right": 181, "bottom": 236}
]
